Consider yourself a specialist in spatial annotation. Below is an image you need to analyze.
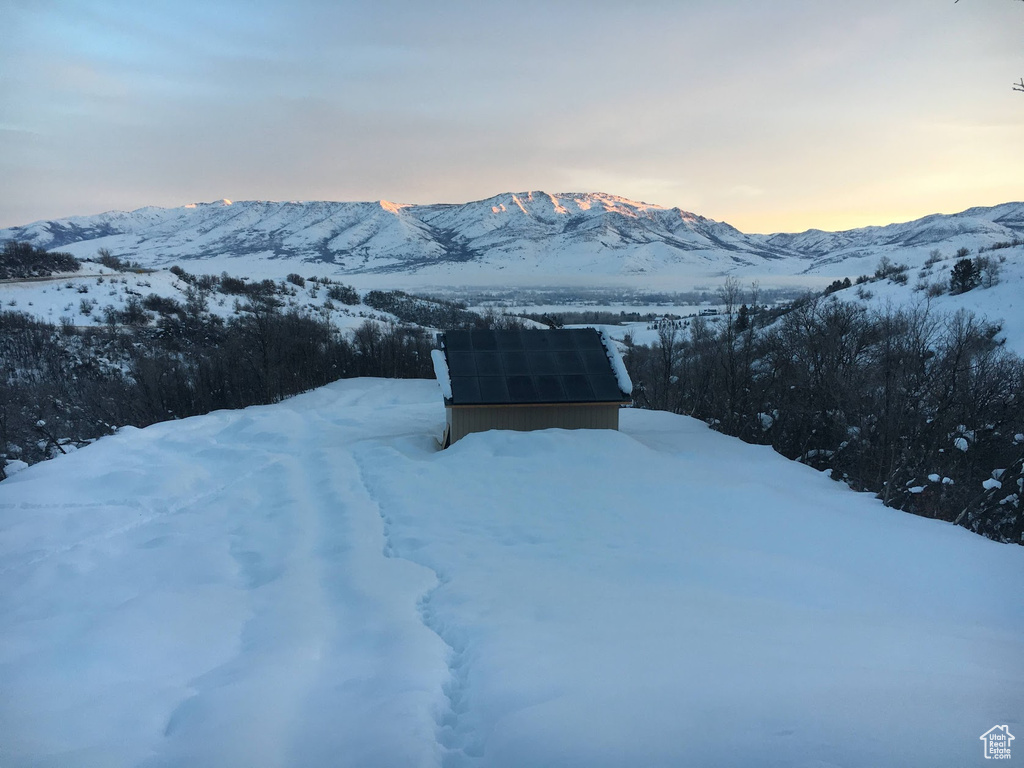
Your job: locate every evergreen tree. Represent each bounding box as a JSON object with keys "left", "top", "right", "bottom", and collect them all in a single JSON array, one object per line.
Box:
[
  {"left": 735, "top": 304, "right": 750, "bottom": 332},
  {"left": 950, "top": 258, "right": 978, "bottom": 294}
]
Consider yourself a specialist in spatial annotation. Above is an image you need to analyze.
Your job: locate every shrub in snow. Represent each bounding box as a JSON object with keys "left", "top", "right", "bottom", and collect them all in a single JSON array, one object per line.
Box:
[
  {"left": 874, "top": 256, "right": 908, "bottom": 281},
  {"left": 855, "top": 287, "right": 873, "bottom": 300},
  {"left": 326, "top": 284, "right": 360, "bottom": 305},
  {"left": 973, "top": 254, "right": 1001, "bottom": 289}
]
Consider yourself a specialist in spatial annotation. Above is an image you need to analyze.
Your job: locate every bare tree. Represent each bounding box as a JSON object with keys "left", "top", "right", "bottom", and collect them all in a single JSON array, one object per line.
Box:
[{"left": 955, "top": 0, "right": 1024, "bottom": 92}]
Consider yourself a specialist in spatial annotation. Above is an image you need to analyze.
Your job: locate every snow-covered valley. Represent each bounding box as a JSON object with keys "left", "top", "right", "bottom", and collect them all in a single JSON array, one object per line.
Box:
[
  {"left": 3, "top": 191, "right": 1023, "bottom": 355},
  {"left": 1, "top": 379, "right": 1021, "bottom": 767}
]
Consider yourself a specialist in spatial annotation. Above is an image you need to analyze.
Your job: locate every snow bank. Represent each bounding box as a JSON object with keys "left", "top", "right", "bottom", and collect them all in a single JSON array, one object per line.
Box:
[
  {"left": 1, "top": 378, "right": 1021, "bottom": 767},
  {"left": 1, "top": 459, "right": 28, "bottom": 476}
]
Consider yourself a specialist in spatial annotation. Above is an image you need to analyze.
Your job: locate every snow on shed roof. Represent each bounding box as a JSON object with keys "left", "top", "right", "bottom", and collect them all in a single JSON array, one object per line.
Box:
[{"left": 437, "top": 328, "right": 632, "bottom": 406}]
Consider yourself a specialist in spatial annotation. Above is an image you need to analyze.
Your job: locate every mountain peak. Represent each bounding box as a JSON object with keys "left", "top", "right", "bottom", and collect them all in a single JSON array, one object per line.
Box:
[
  {"left": 378, "top": 200, "right": 409, "bottom": 215},
  {"left": 480, "top": 191, "right": 673, "bottom": 220},
  {"left": 184, "top": 199, "right": 233, "bottom": 210}
]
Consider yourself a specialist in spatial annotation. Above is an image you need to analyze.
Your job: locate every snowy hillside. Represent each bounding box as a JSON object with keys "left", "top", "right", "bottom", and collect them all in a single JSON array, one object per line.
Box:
[
  {"left": 3, "top": 192, "right": 1020, "bottom": 283},
  {"left": 0, "top": 264, "right": 386, "bottom": 333},
  {"left": 820, "top": 245, "right": 1024, "bottom": 356},
  {"left": 761, "top": 202, "right": 1024, "bottom": 275},
  {"left": 1, "top": 379, "right": 1021, "bottom": 767}
]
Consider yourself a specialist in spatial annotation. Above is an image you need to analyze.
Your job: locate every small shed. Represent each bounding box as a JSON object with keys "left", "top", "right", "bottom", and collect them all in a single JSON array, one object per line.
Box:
[{"left": 431, "top": 328, "right": 632, "bottom": 447}]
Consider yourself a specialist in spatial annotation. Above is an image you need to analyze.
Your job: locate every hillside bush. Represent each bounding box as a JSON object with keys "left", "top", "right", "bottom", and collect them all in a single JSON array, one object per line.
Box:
[
  {"left": 1, "top": 241, "right": 80, "bottom": 279},
  {"left": 326, "top": 283, "right": 360, "bottom": 305},
  {"left": 365, "top": 289, "right": 481, "bottom": 328},
  {"left": 874, "top": 257, "right": 908, "bottom": 281}
]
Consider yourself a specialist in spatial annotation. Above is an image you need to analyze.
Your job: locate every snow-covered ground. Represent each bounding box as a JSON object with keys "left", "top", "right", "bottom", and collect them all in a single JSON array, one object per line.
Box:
[
  {"left": 1, "top": 379, "right": 1021, "bottom": 767},
  {"left": 0, "top": 268, "right": 387, "bottom": 333}
]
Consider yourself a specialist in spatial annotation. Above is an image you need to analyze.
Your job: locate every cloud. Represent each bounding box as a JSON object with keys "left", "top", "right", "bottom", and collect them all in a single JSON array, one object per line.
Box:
[{"left": 1, "top": 0, "right": 1022, "bottom": 231}]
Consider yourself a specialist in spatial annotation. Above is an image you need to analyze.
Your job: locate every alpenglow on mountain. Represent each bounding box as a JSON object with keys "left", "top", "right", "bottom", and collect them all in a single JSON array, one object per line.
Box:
[{"left": 3, "top": 192, "right": 1022, "bottom": 279}]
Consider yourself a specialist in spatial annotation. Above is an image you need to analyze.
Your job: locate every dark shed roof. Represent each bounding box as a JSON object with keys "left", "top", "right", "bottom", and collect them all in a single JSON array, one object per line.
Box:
[{"left": 438, "top": 328, "right": 632, "bottom": 406}]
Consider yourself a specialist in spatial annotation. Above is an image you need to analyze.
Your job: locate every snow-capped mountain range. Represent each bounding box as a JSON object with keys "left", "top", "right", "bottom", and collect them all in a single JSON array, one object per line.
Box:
[{"left": 2, "top": 192, "right": 1022, "bottom": 281}]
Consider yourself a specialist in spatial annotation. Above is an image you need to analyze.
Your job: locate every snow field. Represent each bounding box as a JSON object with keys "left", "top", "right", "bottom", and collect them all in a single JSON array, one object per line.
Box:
[
  {"left": 0, "top": 379, "right": 1022, "bottom": 767},
  {"left": 358, "top": 408, "right": 1024, "bottom": 767}
]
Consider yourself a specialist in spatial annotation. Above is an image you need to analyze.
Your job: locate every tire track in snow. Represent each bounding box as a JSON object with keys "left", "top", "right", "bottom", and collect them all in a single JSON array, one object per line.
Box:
[{"left": 352, "top": 443, "right": 483, "bottom": 768}]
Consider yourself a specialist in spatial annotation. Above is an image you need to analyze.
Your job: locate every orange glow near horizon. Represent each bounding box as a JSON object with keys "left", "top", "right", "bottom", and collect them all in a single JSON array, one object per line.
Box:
[
  {"left": 725, "top": 194, "right": 1022, "bottom": 235},
  {"left": 729, "top": 209, "right": 942, "bottom": 235}
]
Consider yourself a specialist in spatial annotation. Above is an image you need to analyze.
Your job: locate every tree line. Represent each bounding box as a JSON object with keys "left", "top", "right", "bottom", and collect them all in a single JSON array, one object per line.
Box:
[{"left": 0, "top": 295, "right": 433, "bottom": 480}]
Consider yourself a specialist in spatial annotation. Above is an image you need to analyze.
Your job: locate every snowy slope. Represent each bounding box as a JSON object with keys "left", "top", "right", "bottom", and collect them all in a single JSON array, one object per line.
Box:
[
  {"left": 759, "top": 202, "right": 1024, "bottom": 277},
  {"left": 1, "top": 379, "right": 1021, "bottom": 767},
  {"left": 411, "top": 191, "right": 795, "bottom": 274},
  {"left": 821, "top": 245, "right": 1024, "bottom": 356}
]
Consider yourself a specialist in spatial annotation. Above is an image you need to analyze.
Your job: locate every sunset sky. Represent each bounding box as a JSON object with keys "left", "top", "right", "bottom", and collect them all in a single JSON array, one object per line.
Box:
[{"left": 2, "top": 0, "right": 1021, "bottom": 233}]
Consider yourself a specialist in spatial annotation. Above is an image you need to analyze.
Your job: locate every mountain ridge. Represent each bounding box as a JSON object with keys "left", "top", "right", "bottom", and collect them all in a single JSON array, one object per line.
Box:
[{"left": 2, "top": 192, "right": 1022, "bottom": 279}]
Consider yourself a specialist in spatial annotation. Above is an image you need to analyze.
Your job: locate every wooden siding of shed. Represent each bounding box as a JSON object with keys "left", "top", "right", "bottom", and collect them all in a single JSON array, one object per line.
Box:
[{"left": 446, "top": 403, "right": 620, "bottom": 444}]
